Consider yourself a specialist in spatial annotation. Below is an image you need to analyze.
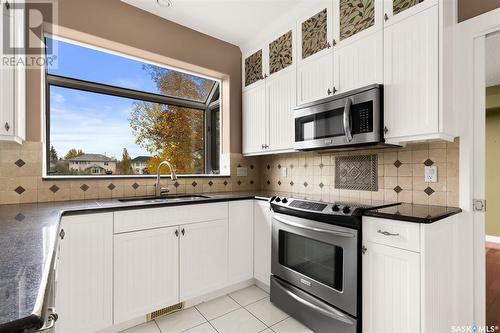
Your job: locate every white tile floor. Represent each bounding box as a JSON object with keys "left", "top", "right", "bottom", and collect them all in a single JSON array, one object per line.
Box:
[{"left": 120, "top": 285, "right": 313, "bottom": 333}]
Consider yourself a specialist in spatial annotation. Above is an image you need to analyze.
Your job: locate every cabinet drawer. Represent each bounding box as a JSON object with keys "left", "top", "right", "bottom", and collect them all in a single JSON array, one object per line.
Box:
[
  {"left": 114, "top": 202, "right": 228, "bottom": 233},
  {"left": 363, "top": 217, "right": 420, "bottom": 252}
]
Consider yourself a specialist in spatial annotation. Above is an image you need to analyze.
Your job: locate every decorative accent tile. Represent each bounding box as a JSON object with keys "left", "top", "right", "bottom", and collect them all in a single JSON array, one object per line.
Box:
[
  {"left": 278, "top": 181, "right": 282, "bottom": 186},
  {"left": 237, "top": 164, "right": 242, "bottom": 168},
  {"left": 424, "top": 159, "right": 434, "bottom": 166},
  {"left": 208, "top": 181, "right": 214, "bottom": 187},
  {"left": 237, "top": 180, "right": 242, "bottom": 186},
  {"left": 14, "top": 159, "right": 25, "bottom": 168},
  {"left": 267, "top": 164, "right": 271, "bottom": 170},
  {"left": 250, "top": 180, "right": 254, "bottom": 185},
  {"left": 319, "top": 182, "right": 324, "bottom": 189},
  {"left": 335, "top": 154, "right": 378, "bottom": 191},
  {"left": 132, "top": 182, "right": 139, "bottom": 190},
  {"left": 15, "top": 213, "right": 25, "bottom": 222},
  {"left": 290, "top": 181, "right": 294, "bottom": 186},
  {"left": 394, "top": 160, "right": 402, "bottom": 168},
  {"left": 250, "top": 165, "right": 254, "bottom": 170},
  {"left": 393, "top": 0, "right": 423, "bottom": 15},
  {"left": 192, "top": 181, "right": 197, "bottom": 187},
  {"left": 80, "top": 184, "right": 89, "bottom": 192},
  {"left": 245, "top": 50, "right": 263, "bottom": 87},
  {"left": 303, "top": 182, "right": 308, "bottom": 187},
  {"left": 424, "top": 187, "right": 435, "bottom": 196},
  {"left": 319, "top": 163, "right": 324, "bottom": 169},
  {"left": 267, "top": 180, "right": 271, "bottom": 185},
  {"left": 223, "top": 181, "right": 228, "bottom": 186},
  {"left": 107, "top": 183, "right": 116, "bottom": 191},
  {"left": 269, "top": 30, "right": 293, "bottom": 75},
  {"left": 394, "top": 185, "right": 403, "bottom": 194},
  {"left": 302, "top": 9, "right": 328, "bottom": 59},
  {"left": 14, "top": 186, "right": 25, "bottom": 195},
  {"left": 340, "top": 0, "right": 375, "bottom": 41},
  {"left": 49, "top": 185, "right": 60, "bottom": 193},
  {"left": 278, "top": 164, "right": 282, "bottom": 169},
  {"left": 173, "top": 182, "right": 180, "bottom": 188}
]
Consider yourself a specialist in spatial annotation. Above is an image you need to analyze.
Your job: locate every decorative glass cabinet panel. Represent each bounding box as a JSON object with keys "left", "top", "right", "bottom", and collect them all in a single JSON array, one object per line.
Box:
[
  {"left": 393, "top": 0, "right": 423, "bottom": 15},
  {"left": 245, "top": 50, "right": 263, "bottom": 87},
  {"left": 302, "top": 9, "right": 328, "bottom": 60},
  {"left": 339, "top": 0, "right": 375, "bottom": 41},
  {"left": 269, "top": 30, "right": 293, "bottom": 75}
]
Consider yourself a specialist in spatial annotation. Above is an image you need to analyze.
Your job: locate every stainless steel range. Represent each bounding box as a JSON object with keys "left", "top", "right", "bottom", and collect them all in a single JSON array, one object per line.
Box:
[{"left": 269, "top": 196, "right": 394, "bottom": 333}]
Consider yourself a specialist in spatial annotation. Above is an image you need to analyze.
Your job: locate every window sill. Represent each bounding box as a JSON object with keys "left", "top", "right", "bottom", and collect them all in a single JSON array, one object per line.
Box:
[{"left": 42, "top": 174, "right": 230, "bottom": 180}]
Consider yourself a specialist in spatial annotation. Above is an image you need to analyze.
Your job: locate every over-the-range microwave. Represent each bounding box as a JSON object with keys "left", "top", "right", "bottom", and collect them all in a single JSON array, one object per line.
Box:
[{"left": 294, "top": 84, "right": 386, "bottom": 151}]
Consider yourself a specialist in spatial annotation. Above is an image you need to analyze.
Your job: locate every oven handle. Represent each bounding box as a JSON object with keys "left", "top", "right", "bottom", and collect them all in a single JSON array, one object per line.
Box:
[
  {"left": 343, "top": 97, "right": 353, "bottom": 142},
  {"left": 273, "top": 215, "right": 355, "bottom": 238},
  {"left": 273, "top": 278, "right": 355, "bottom": 325}
]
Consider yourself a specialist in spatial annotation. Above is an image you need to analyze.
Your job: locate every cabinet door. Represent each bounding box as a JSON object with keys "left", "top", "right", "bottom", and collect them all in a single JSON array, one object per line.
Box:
[
  {"left": 243, "top": 48, "right": 266, "bottom": 90},
  {"left": 297, "top": 2, "right": 333, "bottom": 64},
  {"left": 114, "top": 226, "right": 179, "bottom": 324},
  {"left": 242, "top": 82, "right": 267, "bottom": 154},
  {"left": 253, "top": 200, "right": 272, "bottom": 286},
  {"left": 228, "top": 201, "right": 254, "bottom": 285},
  {"left": 297, "top": 49, "right": 334, "bottom": 105},
  {"left": 363, "top": 241, "right": 420, "bottom": 333},
  {"left": 384, "top": 0, "right": 437, "bottom": 26},
  {"left": 383, "top": 5, "right": 438, "bottom": 140},
  {"left": 333, "top": 31, "right": 383, "bottom": 94},
  {"left": 180, "top": 219, "right": 228, "bottom": 300},
  {"left": 56, "top": 213, "right": 113, "bottom": 333},
  {"left": 267, "top": 29, "right": 295, "bottom": 78},
  {"left": 333, "top": 0, "right": 382, "bottom": 47},
  {"left": 267, "top": 68, "right": 296, "bottom": 152}
]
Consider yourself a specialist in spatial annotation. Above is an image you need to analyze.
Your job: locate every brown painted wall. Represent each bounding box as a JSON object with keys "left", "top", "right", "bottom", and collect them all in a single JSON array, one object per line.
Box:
[
  {"left": 27, "top": 0, "right": 242, "bottom": 153},
  {"left": 458, "top": 0, "right": 500, "bottom": 22}
]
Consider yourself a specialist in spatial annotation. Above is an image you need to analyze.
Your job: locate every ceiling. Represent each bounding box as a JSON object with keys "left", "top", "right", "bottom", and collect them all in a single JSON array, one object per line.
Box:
[
  {"left": 121, "top": 0, "right": 304, "bottom": 47},
  {"left": 486, "top": 32, "right": 500, "bottom": 87}
]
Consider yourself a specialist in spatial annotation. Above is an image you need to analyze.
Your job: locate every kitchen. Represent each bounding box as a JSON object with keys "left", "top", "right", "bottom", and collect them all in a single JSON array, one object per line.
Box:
[{"left": 0, "top": 0, "right": 497, "bottom": 332}]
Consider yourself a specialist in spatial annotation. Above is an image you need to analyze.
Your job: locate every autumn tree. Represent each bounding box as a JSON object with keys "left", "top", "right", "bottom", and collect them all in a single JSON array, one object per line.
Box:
[
  {"left": 49, "top": 145, "right": 58, "bottom": 161},
  {"left": 64, "top": 148, "right": 84, "bottom": 160},
  {"left": 129, "top": 66, "right": 212, "bottom": 174},
  {"left": 118, "top": 148, "right": 132, "bottom": 174}
]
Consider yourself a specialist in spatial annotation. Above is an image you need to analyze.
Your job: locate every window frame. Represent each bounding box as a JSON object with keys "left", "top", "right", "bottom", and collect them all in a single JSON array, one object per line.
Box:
[{"left": 43, "top": 37, "right": 223, "bottom": 179}]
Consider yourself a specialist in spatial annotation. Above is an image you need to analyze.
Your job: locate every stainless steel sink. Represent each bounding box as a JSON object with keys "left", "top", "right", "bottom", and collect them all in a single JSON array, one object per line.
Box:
[{"left": 118, "top": 194, "right": 210, "bottom": 204}]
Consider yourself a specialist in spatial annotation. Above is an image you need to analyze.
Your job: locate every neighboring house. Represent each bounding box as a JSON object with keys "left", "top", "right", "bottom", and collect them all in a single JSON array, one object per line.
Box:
[
  {"left": 131, "top": 156, "right": 151, "bottom": 175},
  {"left": 68, "top": 154, "right": 117, "bottom": 175}
]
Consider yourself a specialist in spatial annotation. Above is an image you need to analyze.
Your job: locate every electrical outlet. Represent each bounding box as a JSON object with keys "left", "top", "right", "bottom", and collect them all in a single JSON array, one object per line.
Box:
[
  {"left": 425, "top": 166, "right": 438, "bottom": 183},
  {"left": 236, "top": 167, "right": 247, "bottom": 177},
  {"left": 281, "top": 167, "right": 287, "bottom": 178}
]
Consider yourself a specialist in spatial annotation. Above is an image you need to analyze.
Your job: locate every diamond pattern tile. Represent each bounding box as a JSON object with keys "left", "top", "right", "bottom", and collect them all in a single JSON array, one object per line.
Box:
[
  {"left": 267, "top": 180, "right": 271, "bottom": 185},
  {"left": 208, "top": 181, "right": 214, "bottom": 187},
  {"left": 132, "top": 182, "right": 139, "bottom": 190},
  {"left": 424, "top": 159, "right": 434, "bottom": 167},
  {"left": 237, "top": 180, "right": 242, "bottom": 186},
  {"left": 278, "top": 164, "right": 282, "bottom": 169},
  {"left": 394, "top": 160, "right": 402, "bottom": 168},
  {"left": 108, "top": 183, "right": 116, "bottom": 191},
  {"left": 267, "top": 165, "right": 271, "bottom": 170},
  {"left": 319, "top": 182, "right": 324, "bottom": 188},
  {"left": 173, "top": 182, "right": 180, "bottom": 188},
  {"left": 278, "top": 181, "right": 282, "bottom": 186},
  {"left": 303, "top": 182, "right": 308, "bottom": 187},
  {"left": 394, "top": 185, "right": 403, "bottom": 194},
  {"left": 319, "top": 163, "right": 324, "bottom": 169},
  {"left": 290, "top": 181, "right": 294, "bottom": 186},
  {"left": 192, "top": 181, "right": 197, "bottom": 187},
  {"left": 14, "top": 159, "right": 25, "bottom": 168},
  {"left": 424, "top": 187, "right": 435, "bottom": 196},
  {"left": 250, "top": 180, "right": 254, "bottom": 185},
  {"left": 14, "top": 186, "right": 25, "bottom": 195},
  {"left": 49, "top": 185, "right": 60, "bottom": 193},
  {"left": 80, "top": 184, "right": 89, "bottom": 192},
  {"left": 223, "top": 181, "right": 228, "bottom": 186},
  {"left": 250, "top": 165, "right": 254, "bottom": 169},
  {"left": 15, "top": 213, "right": 25, "bottom": 222}
]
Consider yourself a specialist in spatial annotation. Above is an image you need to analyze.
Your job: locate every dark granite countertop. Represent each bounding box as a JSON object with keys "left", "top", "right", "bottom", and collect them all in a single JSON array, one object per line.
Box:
[
  {"left": 363, "top": 203, "right": 462, "bottom": 223},
  {"left": 0, "top": 191, "right": 461, "bottom": 332}
]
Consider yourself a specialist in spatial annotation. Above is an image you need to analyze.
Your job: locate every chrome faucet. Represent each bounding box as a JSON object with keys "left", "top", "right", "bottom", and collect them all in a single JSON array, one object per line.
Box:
[{"left": 155, "top": 160, "right": 178, "bottom": 197}]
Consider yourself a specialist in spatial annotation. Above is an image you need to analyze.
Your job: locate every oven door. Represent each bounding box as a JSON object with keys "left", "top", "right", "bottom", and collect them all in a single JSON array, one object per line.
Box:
[{"left": 271, "top": 212, "right": 358, "bottom": 316}]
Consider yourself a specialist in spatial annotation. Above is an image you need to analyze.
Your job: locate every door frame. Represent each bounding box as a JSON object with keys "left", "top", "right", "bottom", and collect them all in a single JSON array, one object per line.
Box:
[{"left": 455, "top": 7, "right": 500, "bottom": 326}]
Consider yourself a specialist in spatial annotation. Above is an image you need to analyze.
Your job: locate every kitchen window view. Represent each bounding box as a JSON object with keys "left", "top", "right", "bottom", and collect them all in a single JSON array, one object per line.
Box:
[{"left": 45, "top": 37, "right": 221, "bottom": 176}]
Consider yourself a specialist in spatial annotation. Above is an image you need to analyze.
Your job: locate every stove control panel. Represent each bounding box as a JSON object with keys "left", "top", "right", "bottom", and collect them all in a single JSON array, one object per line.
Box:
[{"left": 270, "top": 196, "right": 370, "bottom": 216}]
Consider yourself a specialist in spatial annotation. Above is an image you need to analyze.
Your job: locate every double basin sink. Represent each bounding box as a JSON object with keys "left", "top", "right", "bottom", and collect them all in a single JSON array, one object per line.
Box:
[{"left": 118, "top": 194, "right": 211, "bottom": 205}]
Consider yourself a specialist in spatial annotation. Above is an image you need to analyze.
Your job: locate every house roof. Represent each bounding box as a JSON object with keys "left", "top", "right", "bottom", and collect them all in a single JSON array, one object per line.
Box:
[
  {"left": 68, "top": 154, "right": 116, "bottom": 162},
  {"left": 131, "top": 156, "right": 152, "bottom": 163}
]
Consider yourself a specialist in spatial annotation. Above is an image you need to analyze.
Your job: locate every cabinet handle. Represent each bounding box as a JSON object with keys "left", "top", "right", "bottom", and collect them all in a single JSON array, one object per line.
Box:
[
  {"left": 332, "top": 39, "right": 337, "bottom": 46},
  {"left": 377, "top": 229, "right": 400, "bottom": 237},
  {"left": 326, "top": 41, "right": 331, "bottom": 49},
  {"left": 327, "top": 88, "right": 332, "bottom": 95},
  {"left": 362, "top": 246, "right": 367, "bottom": 254},
  {"left": 59, "top": 229, "right": 65, "bottom": 240},
  {"left": 383, "top": 126, "right": 389, "bottom": 135},
  {"left": 5, "top": 1, "right": 9, "bottom": 10},
  {"left": 4, "top": 122, "right": 10, "bottom": 132},
  {"left": 264, "top": 74, "right": 269, "bottom": 78},
  {"left": 332, "top": 86, "right": 337, "bottom": 94},
  {"left": 262, "top": 144, "right": 265, "bottom": 149},
  {"left": 384, "top": 13, "right": 389, "bottom": 21},
  {"left": 181, "top": 228, "right": 185, "bottom": 236},
  {"left": 175, "top": 229, "right": 179, "bottom": 237}
]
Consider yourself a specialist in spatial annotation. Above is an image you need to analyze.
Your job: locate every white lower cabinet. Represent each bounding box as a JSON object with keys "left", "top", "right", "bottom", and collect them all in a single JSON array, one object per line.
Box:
[
  {"left": 55, "top": 213, "right": 113, "bottom": 333},
  {"left": 362, "top": 241, "right": 420, "bottom": 333},
  {"left": 228, "top": 200, "right": 254, "bottom": 285},
  {"left": 180, "top": 219, "right": 228, "bottom": 300},
  {"left": 253, "top": 200, "right": 272, "bottom": 286},
  {"left": 114, "top": 226, "right": 179, "bottom": 324}
]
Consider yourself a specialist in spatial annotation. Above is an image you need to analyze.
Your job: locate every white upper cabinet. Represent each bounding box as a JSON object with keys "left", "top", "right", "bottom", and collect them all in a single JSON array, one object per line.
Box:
[
  {"left": 0, "top": 0, "right": 25, "bottom": 143},
  {"left": 383, "top": 5, "right": 439, "bottom": 141},
  {"left": 296, "top": 2, "right": 334, "bottom": 105},
  {"left": 332, "top": 0, "right": 383, "bottom": 94},
  {"left": 242, "top": 83, "right": 267, "bottom": 154},
  {"left": 242, "top": 46, "right": 267, "bottom": 91},
  {"left": 383, "top": 0, "right": 438, "bottom": 25}
]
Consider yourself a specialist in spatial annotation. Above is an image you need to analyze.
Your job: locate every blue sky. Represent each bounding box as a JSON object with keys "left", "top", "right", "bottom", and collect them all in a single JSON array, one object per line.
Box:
[{"left": 47, "top": 38, "right": 212, "bottom": 160}]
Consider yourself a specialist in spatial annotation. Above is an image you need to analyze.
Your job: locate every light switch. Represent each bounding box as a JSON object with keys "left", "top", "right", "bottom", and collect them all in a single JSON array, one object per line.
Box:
[
  {"left": 281, "top": 167, "right": 287, "bottom": 178},
  {"left": 236, "top": 167, "right": 247, "bottom": 177},
  {"left": 425, "top": 166, "right": 437, "bottom": 183}
]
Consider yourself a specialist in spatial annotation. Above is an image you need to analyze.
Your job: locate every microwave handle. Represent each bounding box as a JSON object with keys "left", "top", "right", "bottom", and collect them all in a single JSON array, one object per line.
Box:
[{"left": 343, "top": 98, "right": 353, "bottom": 142}]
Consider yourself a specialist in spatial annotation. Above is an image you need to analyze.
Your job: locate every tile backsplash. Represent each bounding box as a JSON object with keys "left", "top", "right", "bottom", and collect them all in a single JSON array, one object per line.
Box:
[
  {"left": 0, "top": 139, "right": 460, "bottom": 206},
  {"left": 259, "top": 139, "right": 459, "bottom": 207}
]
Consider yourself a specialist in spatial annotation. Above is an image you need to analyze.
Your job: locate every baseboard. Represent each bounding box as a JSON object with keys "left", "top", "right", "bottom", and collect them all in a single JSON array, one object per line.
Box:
[{"left": 486, "top": 235, "right": 500, "bottom": 244}]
